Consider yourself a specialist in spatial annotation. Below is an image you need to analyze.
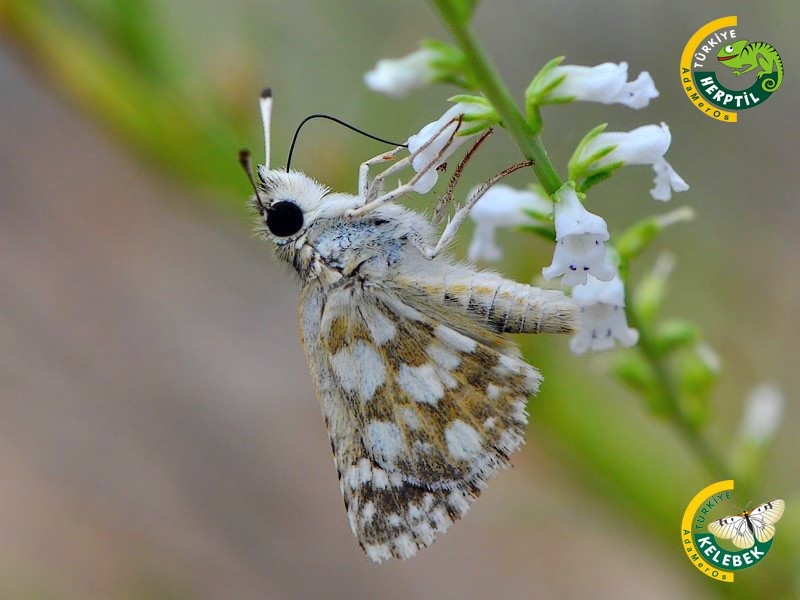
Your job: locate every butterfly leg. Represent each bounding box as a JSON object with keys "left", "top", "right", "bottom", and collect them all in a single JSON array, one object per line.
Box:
[
  {"left": 411, "top": 160, "right": 533, "bottom": 260},
  {"left": 347, "top": 116, "right": 463, "bottom": 218},
  {"left": 358, "top": 146, "right": 405, "bottom": 199},
  {"left": 432, "top": 128, "right": 493, "bottom": 226}
]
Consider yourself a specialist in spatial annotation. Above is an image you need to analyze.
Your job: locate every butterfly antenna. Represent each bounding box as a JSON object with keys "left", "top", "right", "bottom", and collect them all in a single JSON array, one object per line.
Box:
[
  {"left": 260, "top": 87, "right": 273, "bottom": 170},
  {"left": 286, "top": 114, "right": 408, "bottom": 172},
  {"left": 238, "top": 149, "right": 266, "bottom": 215}
]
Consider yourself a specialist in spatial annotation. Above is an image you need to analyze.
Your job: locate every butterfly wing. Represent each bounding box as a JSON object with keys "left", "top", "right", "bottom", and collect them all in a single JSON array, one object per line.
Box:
[
  {"left": 708, "top": 514, "right": 754, "bottom": 549},
  {"left": 300, "top": 281, "right": 539, "bottom": 562},
  {"left": 748, "top": 499, "right": 785, "bottom": 543}
]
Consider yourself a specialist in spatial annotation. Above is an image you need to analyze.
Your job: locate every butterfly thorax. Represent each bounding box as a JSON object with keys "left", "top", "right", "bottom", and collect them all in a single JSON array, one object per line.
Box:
[{"left": 282, "top": 207, "right": 435, "bottom": 289}]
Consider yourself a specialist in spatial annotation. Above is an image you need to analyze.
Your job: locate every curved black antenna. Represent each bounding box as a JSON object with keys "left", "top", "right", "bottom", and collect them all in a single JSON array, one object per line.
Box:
[
  {"left": 238, "top": 148, "right": 266, "bottom": 214},
  {"left": 286, "top": 114, "right": 409, "bottom": 172}
]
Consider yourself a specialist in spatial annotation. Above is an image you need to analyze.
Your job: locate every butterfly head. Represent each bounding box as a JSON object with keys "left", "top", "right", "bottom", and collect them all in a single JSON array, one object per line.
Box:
[
  {"left": 251, "top": 168, "right": 331, "bottom": 242},
  {"left": 241, "top": 88, "right": 334, "bottom": 246}
]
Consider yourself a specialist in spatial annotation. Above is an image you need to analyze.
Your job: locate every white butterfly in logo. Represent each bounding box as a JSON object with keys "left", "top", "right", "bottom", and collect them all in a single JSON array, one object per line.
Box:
[{"left": 707, "top": 499, "right": 785, "bottom": 549}]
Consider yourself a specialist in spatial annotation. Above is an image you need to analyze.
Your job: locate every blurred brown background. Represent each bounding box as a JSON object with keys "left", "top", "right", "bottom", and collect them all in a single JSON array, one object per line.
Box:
[{"left": 1, "top": 0, "right": 798, "bottom": 598}]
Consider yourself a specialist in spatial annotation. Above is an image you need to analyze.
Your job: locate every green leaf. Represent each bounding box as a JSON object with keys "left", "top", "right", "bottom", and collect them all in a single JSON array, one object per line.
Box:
[
  {"left": 575, "top": 170, "right": 615, "bottom": 194},
  {"left": 567, "top": 123, "right": 607, "bottom": 179}
]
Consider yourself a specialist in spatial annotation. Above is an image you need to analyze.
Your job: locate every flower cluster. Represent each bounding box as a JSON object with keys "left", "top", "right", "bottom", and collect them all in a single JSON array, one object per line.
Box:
[
  {"left": 356, "top": 4, "right": 784, "bottom": 520},
  {"left": 366, "top": 51, "right": 689, "bottom": 355}
]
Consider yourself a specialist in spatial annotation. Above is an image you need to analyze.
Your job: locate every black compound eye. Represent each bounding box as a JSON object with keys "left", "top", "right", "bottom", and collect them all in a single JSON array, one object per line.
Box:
[{"left": 266, "top": 200, "right": 304, "bottom": 237}]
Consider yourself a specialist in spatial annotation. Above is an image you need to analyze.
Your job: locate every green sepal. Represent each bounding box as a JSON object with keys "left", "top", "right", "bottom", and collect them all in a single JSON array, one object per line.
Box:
[
  {"left": 568, "top": 123, "right": 620, "bottom": 188},
  {"left": 446, "top": 94, "right": 499, "bottom": 135},
  {"left": 422, "top": 39, "right": 471, "bottom": 89},
  {"left": 524, "top": 56, "right": 566, "bottom": 115},
  {"left": 576, "top": 170, "right": 616, "bottom": 194}
]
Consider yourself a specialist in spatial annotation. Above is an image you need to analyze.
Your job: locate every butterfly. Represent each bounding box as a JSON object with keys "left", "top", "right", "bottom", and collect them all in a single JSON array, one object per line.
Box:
[
  {"left": 707, "top": 499, "right": 785, "bottom": 549},
  {"left": 244, "top": 89, "right": 577, "bottom": 562}
]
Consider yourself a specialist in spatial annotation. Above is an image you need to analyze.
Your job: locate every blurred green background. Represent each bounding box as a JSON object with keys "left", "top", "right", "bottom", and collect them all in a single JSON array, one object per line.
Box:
[{"left": 0, "top": 0, "right": 797, "bottom": 597}]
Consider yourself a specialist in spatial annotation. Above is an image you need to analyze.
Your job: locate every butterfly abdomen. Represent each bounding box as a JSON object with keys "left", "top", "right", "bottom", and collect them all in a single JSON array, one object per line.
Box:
[{"left": 406, "top": 270, "right": 578, "bottom": 335}]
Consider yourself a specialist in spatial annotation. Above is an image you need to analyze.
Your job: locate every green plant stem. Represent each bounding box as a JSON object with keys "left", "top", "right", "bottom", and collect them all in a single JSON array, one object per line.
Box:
[
  {"left": 429, "top": 0, "right": 562, "bottom": 195},
  {"left": 625, "top": 289, "right": 732, "bottom": 480}
]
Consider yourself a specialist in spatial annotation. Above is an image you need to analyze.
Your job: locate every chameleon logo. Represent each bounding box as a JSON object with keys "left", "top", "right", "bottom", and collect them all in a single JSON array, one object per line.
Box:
[
  {"left": 680, "top": 16, "right": 784, "bottom": 122},
  {"left": 717, "top": 40, "right": 783, "bottom": 93}
]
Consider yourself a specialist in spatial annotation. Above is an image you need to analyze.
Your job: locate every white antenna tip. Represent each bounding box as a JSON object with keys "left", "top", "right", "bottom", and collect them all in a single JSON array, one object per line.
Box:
[{"left": 259, "top": 88, "right": 273, "bottom": 169}]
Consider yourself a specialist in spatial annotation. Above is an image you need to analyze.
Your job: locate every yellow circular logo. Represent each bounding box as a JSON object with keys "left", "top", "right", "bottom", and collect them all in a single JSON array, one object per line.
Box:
[{"left": 682, "top": 480, "right": 785, "bottom": 582}]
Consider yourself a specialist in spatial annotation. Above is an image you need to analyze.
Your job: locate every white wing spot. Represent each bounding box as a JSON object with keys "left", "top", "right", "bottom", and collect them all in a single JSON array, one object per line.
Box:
[
  {"left": 523, "top": 365, "right": 541, "bottom": 391},
  {"left": 430, "top": 506, "right": 452, "bottom": 532},
  {"left": 365, "top": 421, "right": 407, "bottom": 466},
  {"left": 365, "top": 543, "right": 392, "bottom": 563},
  {"left": 512, "top": 398, "right": 528, "bottom": 424},
  {"left": 494, "top": 353, "right": 522, "bottom": 376},
  {"left": 498, "top": 429, "right": 524, "bottom": 453},
  {"left": 372, "top": 468, "right": 389, "bottom": 489},
  {"left": 407, "top": 503, "right": 423, "bottom": 521},
  {"left": 412, "top": 519, "right": 436, "bottom": 546},
  {"left": 393, "top": 533, "right": 418, "bottom": 559},
  {"left": 397, "top": 363, "right": 444, "bottom": 405},
  {"left": 387, "top": 513, "right": 402, "bottom": 527},
  {"left": 445, "top": 420, "right": 483, "bottom": 460},
  {"left": 484, "top": 416, "right": 497, "bottom": 429},
  {"left": 361, "top": 501, "right": 376, "bottom": 524},
  {"left": 435, "top": 325, "right": 477, "bottom": 353},
  {"left": 399, "top": 406, "right": 422, "bottom": 430},
  {"left": 440, "top": 370, "right": 458, "bottom": 389},
  {"left": 447, "top": 490, "right": 471, "bottom": 516},
  {"left": 365, "top": 307, "right": 397, "bottom": 344},
  {"left": 344, "top": 465, "right": 360, "bottom": 490},
  {"left": 426, "top": 343, "right": 461, "bottom": 370},
  {"left": 486, "top": 384, "right": 500, "bottom": 400},
  {"left": 358, "top": 457, "right": 373, "bottom": 484},
  {"left": 330, "top": 341, "right": 386, "bottom": 400}
]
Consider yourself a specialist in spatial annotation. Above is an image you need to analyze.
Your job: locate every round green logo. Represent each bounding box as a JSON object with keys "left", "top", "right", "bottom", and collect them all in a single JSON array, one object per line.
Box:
[
  {"left": 681, "top": 16, "right": 784, "bottom": 122},
  {"left": 682, "top": 480, "right": 785, "bottom": 582}
]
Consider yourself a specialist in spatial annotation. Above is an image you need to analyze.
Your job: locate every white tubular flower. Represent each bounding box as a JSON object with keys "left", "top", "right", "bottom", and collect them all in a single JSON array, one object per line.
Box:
[
  {"left": 467, "top": 184, "right": 552, "bottom": 262},
  {"left": 570, "top": 274, "right": 639, "bottom": 354},
  {"left": 581, "top": 123, "right": 689, "bottom": 201},
  {"left": 738, "top": 383, "right": 785, "bottom": 444},
  {"left": 407, "top": 101, "right": 489, "bottom": 194},
  {"left": 537, "top": 61, "right": 659, "bottom": 109},
  {"left": 542, "top": 184, "right": 614, "bottom": 286},
  {"left": 364, "top": 48, "right": 438, "bottom": 98}
]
